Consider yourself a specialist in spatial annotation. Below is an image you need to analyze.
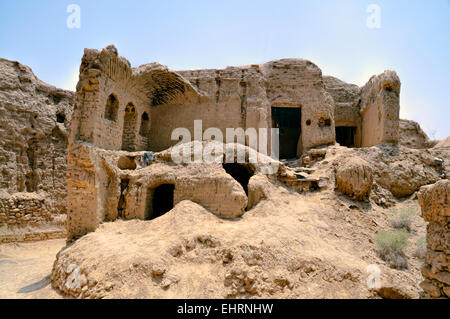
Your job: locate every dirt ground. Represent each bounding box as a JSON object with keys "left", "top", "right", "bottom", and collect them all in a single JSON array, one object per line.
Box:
[{"left": 0, "top": 239, "right": 66, "bottom": 299}]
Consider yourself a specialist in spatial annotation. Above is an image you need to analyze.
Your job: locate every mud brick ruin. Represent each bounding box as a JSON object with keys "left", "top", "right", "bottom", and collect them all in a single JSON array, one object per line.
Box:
[
  {"left": 2, "top": 44, "right": 449, "bottom": 299},
  {"left": 66, "top": 45, "right": 401, "bottom": 240},
  {"left": 0, "top": 59, "right": 74, "bottom": 241}
]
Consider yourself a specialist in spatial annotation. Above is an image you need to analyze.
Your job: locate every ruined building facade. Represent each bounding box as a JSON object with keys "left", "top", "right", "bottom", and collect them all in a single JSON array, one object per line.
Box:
[
  {"left": 65, "top": 45, "right": 401, "bottom": 239},
  {"left": 74, "top": 45, "right": 400, "bottom": 158}
]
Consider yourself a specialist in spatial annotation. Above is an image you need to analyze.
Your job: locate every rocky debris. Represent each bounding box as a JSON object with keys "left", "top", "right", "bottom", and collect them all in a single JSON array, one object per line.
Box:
[
  {"left": 279, "top": 142, "right": 444, "bottom": 204},
  {"left": 431, "top": 136, "right": 450, "bottom": 178},
  {"left": 351, "top": 145, "right": 441, "bottom": 198},
  {"left": 399, "top": 119, "right": 436, "bottom": 149},
  {"left": 418, "top": 180, "right": 449, "bottom": 298},
  {"left": 314, "top": 144, "right": 443, "bottom": 201},
  {"left": 335, "top": 157, "right": 373, "bottom": 201},
  {"left": 374, "top": 285, "right": 415, "bottom": 299},
  {"left": 370, "top": 184, "right": 396, "bottom": 207},
  {"left": 301, "top": 148, "right": 329, "bottom": 167},
  {"left": 0, "top": 58, "right": 74, "bottom": 242}
]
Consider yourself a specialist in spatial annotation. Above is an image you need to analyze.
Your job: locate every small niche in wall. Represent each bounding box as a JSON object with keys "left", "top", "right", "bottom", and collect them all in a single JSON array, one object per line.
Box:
[
  {"left": 318, "top": 117, "right": 331, "bottom": 128},
  {"left": 139, "top": 112, "right": 150, "bottom": 137},
  {"left": 104, "top": 93, "right": 119, "bottom": 121},
  {"left": 56, "top": 112, "right": 65, "bottom": 123}
]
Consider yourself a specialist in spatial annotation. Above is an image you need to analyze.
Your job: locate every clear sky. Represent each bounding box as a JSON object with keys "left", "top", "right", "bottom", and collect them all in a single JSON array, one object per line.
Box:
[{"left": 0, "top": 0, "right": 448, "bottom": 139}]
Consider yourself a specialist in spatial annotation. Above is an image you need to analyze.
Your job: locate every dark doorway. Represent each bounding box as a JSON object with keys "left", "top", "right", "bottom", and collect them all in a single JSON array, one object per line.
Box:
[
  {"left": 148, "top": 184, "right": 174, "bottom": 220},
  {"left": 271, "top": 107, "right": 301, "bottom": 159},
  {"left": 335, "top": 126, "right": 356, "bottom": 147},
  {"left": 222, "top": 163, "right": 254, "bottom": 195},
  {"left": 117, "top": 178, "right": 129, "bottom": 218}
]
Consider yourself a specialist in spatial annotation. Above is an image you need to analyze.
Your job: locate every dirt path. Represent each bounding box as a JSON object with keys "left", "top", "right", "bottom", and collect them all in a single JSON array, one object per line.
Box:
[{"left": 0, "top": 239, "right": 66, "bottom": 298}]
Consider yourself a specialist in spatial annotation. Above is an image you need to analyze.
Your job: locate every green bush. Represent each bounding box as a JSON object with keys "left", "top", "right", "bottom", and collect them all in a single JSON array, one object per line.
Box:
[{"left": 375, "top": 230, "right": 409, "bottom": 269}]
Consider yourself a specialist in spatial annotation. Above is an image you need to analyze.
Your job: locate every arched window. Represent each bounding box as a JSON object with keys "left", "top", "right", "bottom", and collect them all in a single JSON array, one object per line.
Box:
[
  {"left": 121, "top": 103, "right": 137, "bottom": 151},
  {"left": 104, "top": 93, "right": 119, "bottom": 121},
  {"left": 139, "top": 112, "right": 150, "bottom": 137}
]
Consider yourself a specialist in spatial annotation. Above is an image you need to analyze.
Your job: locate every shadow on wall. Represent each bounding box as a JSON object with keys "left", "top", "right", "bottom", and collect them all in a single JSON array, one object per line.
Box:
[{"left": 222, "top": 163, "right": 254, "bottom": 196}]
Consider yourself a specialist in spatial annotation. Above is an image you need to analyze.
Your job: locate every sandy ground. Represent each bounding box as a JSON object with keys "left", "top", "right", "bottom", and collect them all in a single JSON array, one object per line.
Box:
[{"left": 0, "top": 239, "right": 66, "bottom": 298}]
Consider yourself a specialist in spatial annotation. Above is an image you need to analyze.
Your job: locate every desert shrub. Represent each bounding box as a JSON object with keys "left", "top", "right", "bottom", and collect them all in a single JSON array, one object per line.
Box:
[
  {"left": 413, "top": 237, "right": 427, "bottom": 259},
  {"left": 375, "top": 230, "right": 409, "bottom": 270},
  {"left": 389, "top": 207, "right": 416, "bottom": 232}
]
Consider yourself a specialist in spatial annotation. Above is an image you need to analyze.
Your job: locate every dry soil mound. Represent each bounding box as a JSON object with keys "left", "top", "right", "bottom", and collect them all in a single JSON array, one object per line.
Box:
[{"left": 51, "top": 186, "right": 425, "bottom": 299}]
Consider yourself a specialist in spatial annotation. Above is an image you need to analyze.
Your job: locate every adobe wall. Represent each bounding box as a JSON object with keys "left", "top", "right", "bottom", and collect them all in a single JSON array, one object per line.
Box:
[
  {"left": 360, "top": 71, "right": 400, "bottom": 147},
  {"left": 171, "top": 59, "right": 335, "bottom": 157},
  {"left": 261, "top": 59, "right": 335, "bottom": 153},
  {"left": 72, "top": 46, "right": 394, "bottom": 159},
  {"left": 323, "top": 75, "right": 362, "bottom": 147},
  {"left": 156, "top": 66, "right": 269, "bottom": 152},
  {"left": 73, "top": 46, "right": 150, "bottom": 151},
  {"left": 66, "top": 45, "right": 402, "bottom": 240},
  {"left": 65, "top": 141, "right": 283, "bottom": 240},
  {"left": 0, "top": 58, "right": 74, "bottom": 242},
  {"left": 66, "top": 46, "right": 204, "bottom": 239},
  {"left": 418, "top": 180, "right": 450, "bottom": 298}
]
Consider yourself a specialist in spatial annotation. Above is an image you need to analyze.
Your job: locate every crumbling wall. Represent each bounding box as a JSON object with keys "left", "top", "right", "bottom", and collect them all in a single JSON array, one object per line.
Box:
[
  {"left": 0, "top": 58, "right": 74, "bottom": 241},
  {"left": 323, "top": 75, "right": 362, "bottom": 147},
  {"left": 360, "top": 71, "right": 400, "bottom": 147},
  {"left": 66, "top": 45, "right": 408, "bottom": 241},
  {"left": 65, "top": 140, "right": 282, "bottom": 240},
  {"left": 173, "top": 59, "right": 335, "bottom": 157},
  {"left": 153, "top": 66, "right": 269, "bottom": 152},
  {"left": 261, "top": 59, "right": 335, "bottom": 154},
  {"left": 418, "top": 180, "right": 449, "bottom": 298},
  {"left": 74, "top": 45, "right": 149, "bottom": 151},
  {"left": 399, "top": 119, "right": 435, "bottom": 149}
]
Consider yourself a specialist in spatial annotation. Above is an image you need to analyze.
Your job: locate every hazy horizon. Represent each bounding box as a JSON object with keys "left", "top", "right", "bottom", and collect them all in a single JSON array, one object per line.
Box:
[{"left": 0, "top": 0, "right": 448, "bottom": 139}]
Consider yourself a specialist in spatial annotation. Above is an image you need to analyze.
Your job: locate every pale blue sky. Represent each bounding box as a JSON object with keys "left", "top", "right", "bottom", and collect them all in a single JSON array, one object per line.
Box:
[{"left": 0, "top": 0, "right": 448, "bottom": 138}]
